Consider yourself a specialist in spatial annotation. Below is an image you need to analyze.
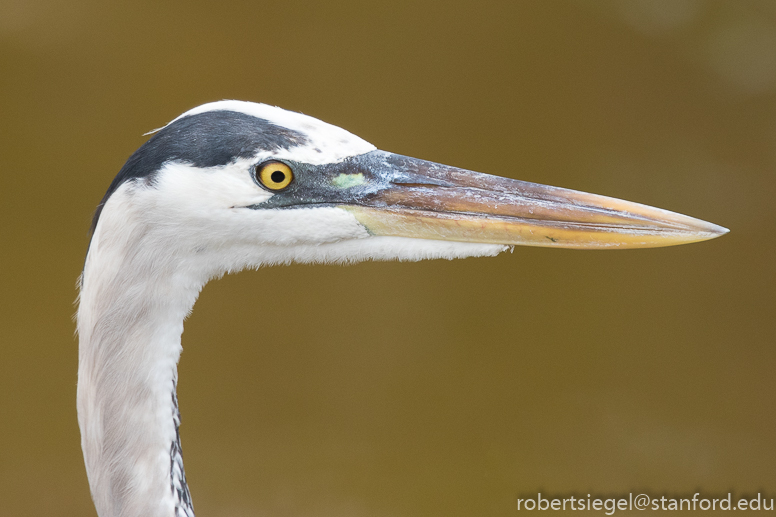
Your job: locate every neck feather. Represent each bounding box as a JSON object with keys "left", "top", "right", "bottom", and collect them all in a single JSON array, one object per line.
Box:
[{"left": 77, "top": 215, "right": 206, "bottom": 517}]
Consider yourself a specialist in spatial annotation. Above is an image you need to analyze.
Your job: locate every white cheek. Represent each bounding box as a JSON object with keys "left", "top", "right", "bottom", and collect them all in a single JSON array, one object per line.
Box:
[
  {"left": 234, "top": 207, "right": 370, "bottom": 246},
  {"left": 157, "top": 160, "right": 270, "bottom": 211},
  {"left": 149, "top": 163, "right": 370, "bottom": 247}
]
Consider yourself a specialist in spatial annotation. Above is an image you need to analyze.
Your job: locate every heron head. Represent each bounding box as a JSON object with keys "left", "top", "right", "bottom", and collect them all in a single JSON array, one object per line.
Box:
[{"left": 88, "top": 101, "right": 727, "bottom": 275}]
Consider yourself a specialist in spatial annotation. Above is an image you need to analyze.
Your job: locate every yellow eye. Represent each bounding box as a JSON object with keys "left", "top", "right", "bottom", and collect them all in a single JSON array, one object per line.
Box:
[{"left": 256, "top": 161, "right": 293, "bottom": 190}]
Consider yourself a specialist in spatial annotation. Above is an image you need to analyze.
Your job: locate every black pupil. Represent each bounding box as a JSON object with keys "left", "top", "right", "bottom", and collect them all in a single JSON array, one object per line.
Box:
[{"left": 270, "top": 170, "right": 286, "bottom": 183}]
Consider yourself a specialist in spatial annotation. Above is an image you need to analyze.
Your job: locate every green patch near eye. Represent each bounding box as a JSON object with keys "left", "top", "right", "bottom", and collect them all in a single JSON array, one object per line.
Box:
[{"left": 332, "top": 173, "right": 366, "bottom": 188}]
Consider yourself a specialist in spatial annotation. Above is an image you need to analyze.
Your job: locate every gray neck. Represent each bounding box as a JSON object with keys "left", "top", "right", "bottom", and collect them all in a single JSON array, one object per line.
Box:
[{"left": 77, "top": 231, "right": 205, "bottom": 517}]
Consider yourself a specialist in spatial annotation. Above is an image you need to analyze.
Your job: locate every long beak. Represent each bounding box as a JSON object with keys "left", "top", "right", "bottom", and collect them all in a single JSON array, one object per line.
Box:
[{"left": 257, "top": 151, "right": 729, "bottom": 249}]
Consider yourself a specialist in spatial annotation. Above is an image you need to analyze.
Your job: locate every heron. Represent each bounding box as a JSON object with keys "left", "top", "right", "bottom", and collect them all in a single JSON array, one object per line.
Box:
[{"left": 77, "top": 100, "right": 727, "bottom": 517}]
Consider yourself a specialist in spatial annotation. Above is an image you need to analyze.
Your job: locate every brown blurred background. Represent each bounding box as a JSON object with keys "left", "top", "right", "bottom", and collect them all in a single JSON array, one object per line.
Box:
[{"left": 1, "top": 0, "right": 774, "bottom": 515}]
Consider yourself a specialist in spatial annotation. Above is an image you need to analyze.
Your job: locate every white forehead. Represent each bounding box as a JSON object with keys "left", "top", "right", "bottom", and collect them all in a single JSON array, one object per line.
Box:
[{"left": 169, "top": 100, "right": 377, "bottom": 165}]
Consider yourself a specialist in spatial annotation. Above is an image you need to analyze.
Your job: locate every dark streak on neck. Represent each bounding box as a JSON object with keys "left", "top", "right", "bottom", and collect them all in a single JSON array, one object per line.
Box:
[{"left": 170, "top": 380, "right": 194, "bottom": 517}]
